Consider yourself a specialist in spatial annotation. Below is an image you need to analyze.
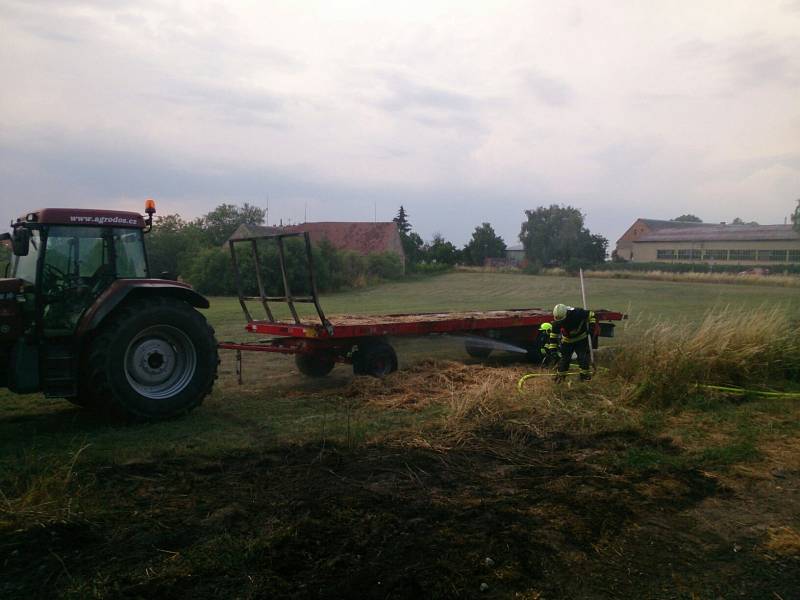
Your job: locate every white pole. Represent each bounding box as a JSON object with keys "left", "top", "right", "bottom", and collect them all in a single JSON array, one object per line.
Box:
[{"left": 580, "top": 268, "right": 594, "bottom": 368}]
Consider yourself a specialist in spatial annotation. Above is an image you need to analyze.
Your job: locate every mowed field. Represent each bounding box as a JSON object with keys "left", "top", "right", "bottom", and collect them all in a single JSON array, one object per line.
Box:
[
  {"left": 2, "top": 272, "right": 800, "bottom": 599},
  {"left": 207, "top": 270, "right": 800, "bottom": 339}
]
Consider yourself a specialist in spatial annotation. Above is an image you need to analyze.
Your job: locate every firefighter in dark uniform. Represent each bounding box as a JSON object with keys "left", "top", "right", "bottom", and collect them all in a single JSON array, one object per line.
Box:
[
  {"left": 551, "top": 304, "right": 597, "bottom": 382},
  {"left": 537, "top": 322, "right": 560, "bottom": 366}
]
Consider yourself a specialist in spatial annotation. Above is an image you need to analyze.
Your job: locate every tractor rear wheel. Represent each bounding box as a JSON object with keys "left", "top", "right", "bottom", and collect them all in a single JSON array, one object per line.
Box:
[
  {"left": 352, "top": 340, "right": 398, "bottom": 377},
  {"left": 84, "top": 297, "right": 218, "bottom": 421},
  {"left": 295, "top": 352, "right": 336, "bottom": 377}
]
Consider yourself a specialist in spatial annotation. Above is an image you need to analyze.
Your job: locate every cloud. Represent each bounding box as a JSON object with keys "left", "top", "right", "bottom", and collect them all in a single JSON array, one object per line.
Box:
[
  {"left": 523, "top": 70, "right": 574, "bottom": 107},
  {"left": 781, "top": 0, "right": 800, "bottom": 13},
  {"left": 150, "top": 81, "right": 288, "bottom": 128},
  {"left": 374, "top": 71, "right": 476, "bottom": 113},
  {"left": 1, "top": 0, "right": 799, "bottom": 249},
  {"left": 724, "top": 37, "right": 800, "bottom": 88}
]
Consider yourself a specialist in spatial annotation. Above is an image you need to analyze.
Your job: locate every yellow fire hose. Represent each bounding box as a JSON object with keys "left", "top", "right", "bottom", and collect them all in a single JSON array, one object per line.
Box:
[
  {"left": 517, "top": 372, "right": 800, "bottom": 398},
  {"left": 697, "top": 384, "right": 800, "bottom": 399},
  {"left": 517, "top": 367, "right": 609, "bottom": 392}
]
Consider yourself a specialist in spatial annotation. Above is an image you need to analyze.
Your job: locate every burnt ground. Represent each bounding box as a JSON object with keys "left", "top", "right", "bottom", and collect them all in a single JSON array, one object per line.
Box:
[{"left": 3, "top": 426, "right": 798, "bottom": 600}]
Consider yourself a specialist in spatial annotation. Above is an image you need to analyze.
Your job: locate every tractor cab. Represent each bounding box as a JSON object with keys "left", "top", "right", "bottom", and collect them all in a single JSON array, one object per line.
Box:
[
  {"left": 8, "top": 209, "right": 151, "bottom": 337},
  {"left": 0, "top": 201, "right": 218, "bottom": 421}
]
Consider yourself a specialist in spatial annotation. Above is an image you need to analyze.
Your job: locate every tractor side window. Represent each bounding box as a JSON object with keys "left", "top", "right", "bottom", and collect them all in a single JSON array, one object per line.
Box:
[
  {"left": 114, "top": 228, "right": 147, "bottom": 278},
  {"left": 13, "top": 229, "right": 41, "bottom": 285}
]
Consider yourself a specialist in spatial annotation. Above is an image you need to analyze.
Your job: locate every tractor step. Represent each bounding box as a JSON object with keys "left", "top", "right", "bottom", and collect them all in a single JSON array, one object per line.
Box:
[{"left": 42, "top": 344, "right": 77, "bottom": 398}]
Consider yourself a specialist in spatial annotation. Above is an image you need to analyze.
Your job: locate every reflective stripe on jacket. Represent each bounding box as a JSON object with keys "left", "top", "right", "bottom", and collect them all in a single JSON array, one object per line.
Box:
[{"left": 556, "top": 309, "right": 596, "bottom": 344}]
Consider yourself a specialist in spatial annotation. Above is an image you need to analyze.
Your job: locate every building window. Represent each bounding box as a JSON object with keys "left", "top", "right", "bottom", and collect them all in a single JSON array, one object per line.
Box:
[
  {"left": 656, "top": 249, "right": 675, "bottom": 260},
  {"left": 703, "top": 249, "right": 728, "bottom": 261},
  {"left": 729, "top": 249, "right": 757, "bottom": 261},
  {"left": 766, "top": 250, "right": 787, "bottom": 262},
  {"left": 756, "top": 249, "right": 786, "bottom": 262},
  {"left": 789, "top": 250, "right": 800, "bottom": 263},
  {"left": 676, "top": 249, "right": 701, "bottom": 260}
]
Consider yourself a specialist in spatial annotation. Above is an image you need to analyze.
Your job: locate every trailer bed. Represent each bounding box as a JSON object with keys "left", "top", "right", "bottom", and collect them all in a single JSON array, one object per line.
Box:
[
  {"left": 245, "top": 308, "right": 625, "bottom": 339},
  {"left": 221, "top": 230, "right": 627, "bottom": 378}
]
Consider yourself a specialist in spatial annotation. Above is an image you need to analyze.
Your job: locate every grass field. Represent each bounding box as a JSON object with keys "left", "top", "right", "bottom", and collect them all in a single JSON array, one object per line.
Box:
[
  {"left": 2, "top": 272, "right": 799, "bottom": 598},
  {"left": 207, "top": 271, "right": 800, "bottom": 340}
]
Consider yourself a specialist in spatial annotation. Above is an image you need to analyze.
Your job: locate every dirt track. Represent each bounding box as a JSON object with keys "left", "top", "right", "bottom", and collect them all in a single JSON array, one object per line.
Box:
[{"left": 4, "top": 426, "right": 798, "bottom": 599}]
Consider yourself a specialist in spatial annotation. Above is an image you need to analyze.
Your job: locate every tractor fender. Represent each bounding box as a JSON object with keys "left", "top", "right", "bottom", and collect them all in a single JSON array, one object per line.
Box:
[{"left": 76, "top": 279, "right": 210, "bottom": 339}]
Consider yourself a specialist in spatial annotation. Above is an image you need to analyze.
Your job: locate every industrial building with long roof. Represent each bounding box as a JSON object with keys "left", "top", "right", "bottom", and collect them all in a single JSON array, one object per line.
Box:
[{"left": 616, "top": 218, "right": 800, "bottom": 265}]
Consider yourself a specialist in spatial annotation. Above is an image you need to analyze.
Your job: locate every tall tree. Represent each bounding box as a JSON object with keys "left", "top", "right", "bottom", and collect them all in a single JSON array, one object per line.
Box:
[
  {"left": 426, "top": 233, "right": 460, "bottom": 265},
  {"left": 393, "top": 205, "right": 412, "bottom": 235},
  {"left": 792, "top": 199, "right": 800, "bottom": 233},
  {"left": 671, "top": 214, "right": 702, "bottom": 222},
  {"left": 402, "top": 232, "right": 425, "bottom": 265},
  {"left": 519, "top": 205, "right": 608, "bottom": 266},
  {"left": 393, "top": 205, "right": 425, "bottom": 265},
  {"left": 464, "top": 223, "right": 506, "bottom": 265},
  {"left": 201, "top": 202, "right": 266, "bottom": 246},
  {"left": 145, "top": 214, "right": 205, "bottom": 277}
]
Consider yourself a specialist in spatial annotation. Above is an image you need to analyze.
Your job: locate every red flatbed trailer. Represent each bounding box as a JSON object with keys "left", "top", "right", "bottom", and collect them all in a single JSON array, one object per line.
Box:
[{"left": 218, "top": 231, "right": 626, "bottom": 378}]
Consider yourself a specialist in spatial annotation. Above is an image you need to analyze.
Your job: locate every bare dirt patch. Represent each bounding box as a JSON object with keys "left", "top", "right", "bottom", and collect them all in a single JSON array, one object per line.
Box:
[
  {"left": 3, "top": 360, "right": 798, "bottom": 599},
  {"left": 3, "top": 427, "right": 798, "bottom": 599}
]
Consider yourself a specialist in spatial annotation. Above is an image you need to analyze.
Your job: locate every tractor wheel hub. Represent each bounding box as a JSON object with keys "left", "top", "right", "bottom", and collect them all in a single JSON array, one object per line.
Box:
[{"left": 124, "top": 325, "right": 197, "bottom": 400}]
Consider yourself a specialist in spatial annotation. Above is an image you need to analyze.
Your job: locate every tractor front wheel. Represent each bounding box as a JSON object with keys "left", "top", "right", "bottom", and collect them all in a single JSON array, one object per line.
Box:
[{"left": 84, "top": 297, "right": 218, "bottom": 421}]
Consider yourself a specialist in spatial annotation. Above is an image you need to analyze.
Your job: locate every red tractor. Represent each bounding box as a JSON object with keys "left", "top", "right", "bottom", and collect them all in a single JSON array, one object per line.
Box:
[{"left": 0, "top": 201, "right": 218, "bottom": 420}]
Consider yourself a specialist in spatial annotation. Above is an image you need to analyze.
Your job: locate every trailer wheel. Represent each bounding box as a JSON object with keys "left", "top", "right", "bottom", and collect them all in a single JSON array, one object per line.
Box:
[
  {"left": 465, "top": 342, "right": 493, "bottom": 359},
  {"left": 295, "top": 352, "right": 336, "bottom": 377},
  {"left": 353, "top": 341, "right": 398, "bottom": 377},
  {"left": 84, "top": 297, "right": 218, "bottom": 421}
]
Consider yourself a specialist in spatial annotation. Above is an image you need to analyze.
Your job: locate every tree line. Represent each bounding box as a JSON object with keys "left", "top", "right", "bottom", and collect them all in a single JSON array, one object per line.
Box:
[
  {"left": 4, "top": 199, "right": 795, "bottom": 291},
  {"left": 393, "top": 203, "right": 610, "bottom": 272}
]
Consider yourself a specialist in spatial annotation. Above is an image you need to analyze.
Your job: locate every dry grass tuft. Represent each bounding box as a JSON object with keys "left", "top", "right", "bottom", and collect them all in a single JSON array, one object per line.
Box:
[
  {"left": 0, "top": 444, "right": 89, "bottom": 530},
  {"left": 341, "top": 360, "right": 525, "bottom": 410},
  {"left": 610, "top": 307, "right": 800, "bottom": 406},
  {"left": 336, "top": 359, "right": 638, "bottom": 450},
  {"left": 765, "top": 526, "right": 800, "bottom": 556},
  {"left": 584, "top": 270, "right": 800, "bottom": 288}
]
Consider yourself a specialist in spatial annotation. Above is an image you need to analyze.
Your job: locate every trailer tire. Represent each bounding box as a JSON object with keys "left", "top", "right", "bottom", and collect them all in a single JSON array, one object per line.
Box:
[
  {"left": 465, "top": 342, "right": 493, "bottom": 359},
  {"left": 353, "top": 341, "right": 397, "bottom": 377},
  {"left": 84, "top": 297, "right": 218, "bottom": 421},
  {"left": 295, "top": 352, "right": 336, "bottom": 378}
]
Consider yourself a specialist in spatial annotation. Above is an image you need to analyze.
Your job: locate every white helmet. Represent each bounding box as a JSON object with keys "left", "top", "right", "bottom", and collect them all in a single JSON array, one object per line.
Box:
[{"left": 553, "top": 304, "right": 569, "bottom": 320}]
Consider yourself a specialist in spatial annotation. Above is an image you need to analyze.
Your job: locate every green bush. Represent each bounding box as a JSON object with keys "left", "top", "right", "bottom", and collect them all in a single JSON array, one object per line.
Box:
[
  {"left": 183, "top": 247, "right": 237, "bottom": 296},
  {"left": 410, "top": 262, "right": 452, "bottom": 276},
  {"left": 367, "top": 252, "right": 404, "bottom": 280},
  {"left": 182, "top": 240, "right": 406, "bottom": 296},
  {"left": 522, "top": 260, "right": 541, "bottom": 275}
]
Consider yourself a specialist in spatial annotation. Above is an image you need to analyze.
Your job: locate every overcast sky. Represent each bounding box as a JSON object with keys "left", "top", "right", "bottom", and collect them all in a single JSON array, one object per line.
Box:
[{"left": 2, "top": 0, "right": 799, "bottom": 246}]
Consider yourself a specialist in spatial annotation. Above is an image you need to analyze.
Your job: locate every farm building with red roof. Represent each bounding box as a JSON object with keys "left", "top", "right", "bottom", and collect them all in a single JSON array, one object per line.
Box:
[{"left": 229, "top": 222, "right": 405, "bottom": 261}]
